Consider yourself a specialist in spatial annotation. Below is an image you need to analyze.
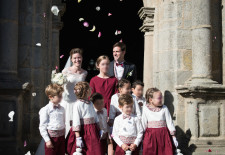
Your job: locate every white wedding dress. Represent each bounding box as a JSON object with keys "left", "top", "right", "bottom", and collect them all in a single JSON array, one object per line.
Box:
[{"left": 61, "top": 67, "right": 87, "bottom": 136}]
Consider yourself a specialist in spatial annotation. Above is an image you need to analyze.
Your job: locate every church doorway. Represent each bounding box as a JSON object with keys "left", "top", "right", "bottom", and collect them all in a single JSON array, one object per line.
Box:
[{"left": 60, "top": 0, "right": 144, "bottom": 82}]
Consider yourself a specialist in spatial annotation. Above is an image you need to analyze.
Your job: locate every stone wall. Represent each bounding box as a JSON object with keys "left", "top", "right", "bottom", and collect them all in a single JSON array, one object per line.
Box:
[{"left": 0, "top": 0, "right": 64, "bottom": 154}]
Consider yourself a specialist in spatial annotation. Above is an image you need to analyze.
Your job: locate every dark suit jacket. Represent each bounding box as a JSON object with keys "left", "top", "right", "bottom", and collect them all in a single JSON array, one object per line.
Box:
[{"left": 108, "top": 60, "right": 137, "bottom": 84}]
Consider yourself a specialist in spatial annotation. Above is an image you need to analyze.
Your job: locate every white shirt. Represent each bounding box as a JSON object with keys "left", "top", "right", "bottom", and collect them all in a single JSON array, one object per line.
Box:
[
  {"left": 39, "top": 102, "right": 66, "bottom": 142},
  {"left": 94, "top": 108, "right": 108, "bottom": 133},
  {"left": 114, "top": 62, "right": 124, "bottom": 80},
  {"left": 142, "top": 104, "right": 176, "bottom": 135},
  {"left": 72, "top": 99, "right": 99, "bottom": 131},
  {"left": 112, "top": 113, "right": 143, "bottom": 147},
  {"left": 109, "top": 94, "right": 142, "bottom": 120}
]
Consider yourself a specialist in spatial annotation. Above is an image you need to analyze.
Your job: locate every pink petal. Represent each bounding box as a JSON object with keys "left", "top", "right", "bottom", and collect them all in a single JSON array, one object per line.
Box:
[
  {"left": 208, "top": 149, "right": 212, "bottom": 152},
  {"left": 60, "top": 55, "right": 64, "bottom": 58},
  {"left": 117, "top": 30, "right": 121, "bottom": 34},
  {"left": 120, "top": 39, "right": 123, "bottom": 42},
  {"left": 43, "top": 13, "right": 46, "bottom": 17},
  {"left": 83, "top": 22, "right": 89, "bottom": 27},
  {"left": 98, "top": 32, "right": 101, "bottom": 38},
  {"left": 56, "top": 66, "right": 58, "bottom": 70},
  {"left": 215, "top": 36, "right": 216, "bottom": 39},
  {"left": 108, "top": 13, "right": 112, "bottom": 16},
  {"left": 24, "top": 140, "right": 27, "bottom": 147}
]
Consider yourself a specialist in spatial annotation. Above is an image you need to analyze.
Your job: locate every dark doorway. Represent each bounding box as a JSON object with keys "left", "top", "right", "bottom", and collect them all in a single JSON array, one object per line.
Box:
[{"left": 60, "top": 0, "right": 144, "bottom": 82}]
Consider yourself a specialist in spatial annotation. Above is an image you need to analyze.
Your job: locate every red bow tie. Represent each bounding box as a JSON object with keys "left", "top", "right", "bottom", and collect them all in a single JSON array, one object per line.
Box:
[
  {"left": 123, "top": 114, "right": 131, "bottom": 120},
  {"left": 53, "top": 105, "right": 60, "bottom": 109},
  {"left": 116, "top": 63, "right": 124, "bottom": 67}
]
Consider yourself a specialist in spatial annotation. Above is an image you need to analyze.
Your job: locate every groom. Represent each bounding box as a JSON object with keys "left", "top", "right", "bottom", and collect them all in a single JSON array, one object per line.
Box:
[{"left": 109, "top": 42, "right": 137, "bottom": 84}]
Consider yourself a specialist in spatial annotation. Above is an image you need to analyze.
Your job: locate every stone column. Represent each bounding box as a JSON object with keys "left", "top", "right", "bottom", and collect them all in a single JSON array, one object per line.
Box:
[
  {"left": 188, "top": 0, "right": 217, "bottom": 85},
  {"left": 138, "top": 7, "right": 155, "bottom": 92},
  {"left": 0, "top": 0, "right": 18, "bottom": 81}
]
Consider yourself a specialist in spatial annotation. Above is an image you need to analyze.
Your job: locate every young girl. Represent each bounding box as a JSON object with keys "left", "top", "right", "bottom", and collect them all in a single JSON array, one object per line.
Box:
[
  {"left": 109, "top": 79, "right": 141, "bottom": 124},
  {"left": 66, "top": 82, "right": 102, "bottom": 155},
  {"left": 142, "top": 88, "right": 178, "bottom": 155},
  {"left": 90, "top": 55, "right": 118, "bottom": 116},
  {"left": 90, "top": 55, "right": 117, "bottom": 155}
]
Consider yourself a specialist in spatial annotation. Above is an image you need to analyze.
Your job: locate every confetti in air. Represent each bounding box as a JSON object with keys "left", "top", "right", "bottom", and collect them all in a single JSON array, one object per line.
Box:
[
  {"left": 98, "top": 32, "right": 101, "bottom": 38},
  {"left": 78, "top": 0, "right": 82, "bottom": 3},
  {"left": 25, "top": 151, "right": 31, "bottom": 155},
  {"left": 51, "top": 6, "right": 60, "bottom": 16},
  {"left": 208, "top": 149, "right": 212, "bottom": 152},
  {"left": 96, "top": 6, "right": 100, "bottom": 11},
  {"left": 89, "top": 25, "right": 96, "bottom": 32},
  {"left": 24, "top": 140, "right": 27, "bottom": 147},
  {"left": 56, "top": 66, "right": 58, "bottom": 70},
  {"left": 60, "top": 55, "right": 64, "bottom": 58},
  {"left": 36, "top": 43, "right": 41, "bottom": 46},
  {"left": 115, "top": 30, "right": 122, "bottom": 35},
  {"left": 8, "top": 111, "right": 15, "bottom": 122},
  {"left": 32, "top": 92, "right": 36, "bottom": 96},
  {"left": 43, "top": 12, "right": 46, "bottom": 17},
  {"left": 120, "top": 39, "right": 123, "bottom": 42},
  {"left": 108, "top": 13, "right": 112, "bottom": 16},
  {"left": 79, "top": 18, "right": 84, "bottom": 22},
  {"left": 83, "top": 22, "right": 89, "bottom": 27}
]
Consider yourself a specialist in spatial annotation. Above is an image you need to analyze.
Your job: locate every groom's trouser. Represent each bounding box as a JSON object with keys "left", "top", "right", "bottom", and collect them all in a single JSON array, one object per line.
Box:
[{"left": 45, "top": 130, "right": 65, "bottom": 155}]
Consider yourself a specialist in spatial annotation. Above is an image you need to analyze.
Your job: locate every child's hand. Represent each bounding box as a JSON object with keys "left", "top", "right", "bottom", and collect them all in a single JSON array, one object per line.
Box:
[
  {"left": 138, "top": 102, "right": 143, "bottom": 107},
  {"left": 121, "top": 144, "right": 129, "bottom": 151},
  {"left": 129, "top": 144, "right": 137, "bottom": 151},
  {"left": 46, "top": 140, "right": 54, "bottom": 148}
]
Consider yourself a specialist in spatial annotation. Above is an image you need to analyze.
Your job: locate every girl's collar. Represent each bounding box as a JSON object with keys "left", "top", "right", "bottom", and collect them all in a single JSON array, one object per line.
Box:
[
  {"left": 146, "top": 103, "right": 163, "bottom": 112},
  {"left": 78, "top": 99, "right": 90, "bottom": 104}
]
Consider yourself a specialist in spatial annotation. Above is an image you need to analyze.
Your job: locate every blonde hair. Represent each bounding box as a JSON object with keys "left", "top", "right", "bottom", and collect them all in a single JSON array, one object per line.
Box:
[
  {"left": 70, "top": 48, "right": 83, "bottom": 58},
  {"left": 118, "top": 94, "right": 133, "bottom": 107},
  {"left": 95, "top": 55, "right": 110, "bottom": 70},
  {"left": 45, "top": 83, "right": 64, "bottom": 97},
  {"left": 145, "top": 87, "right": 160, "bottom": 103},
  {"left": 74, "top": 81, "right": 90, "bottom": 99}
]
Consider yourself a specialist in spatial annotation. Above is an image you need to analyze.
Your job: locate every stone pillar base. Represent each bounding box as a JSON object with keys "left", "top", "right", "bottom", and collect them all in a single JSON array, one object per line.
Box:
[{"left": 176, "top": 85, "right": 225, "bottom": 154}]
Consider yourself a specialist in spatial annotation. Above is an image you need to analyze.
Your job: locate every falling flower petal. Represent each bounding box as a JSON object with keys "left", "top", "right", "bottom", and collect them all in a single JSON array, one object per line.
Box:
[
  {"left": 96, "top": 6, "right": 100, "bottom": 11},
  {"left": 89, "top": 25, "right": 96, "bottom": 32},
  {"left": 120, "top": 39, "right": 123, "bottom": 42},
  {"left": 56, "top": 66, "right": 58, "bottom": 70},
  {"left": 32, "top": 92, "right": 36, "bottom": 97},
  {"left": 60, "top": 55, "right": 64, "bottom": 58},
  {"left": 78, "top": 0, "right": 82, "bottom": 3},
  {"left": 79, "top": 18, "right": 84, "bottom": 22},
  {"left": 43, "top": 12, "right": 46, "bottom": 17},
  {"left": 36, "top": 43, "right": 41, "bottom": 46},
  {"left": 83, "top": 22, "right": 89, "bottom": 27},
  {"left": 25, "top": 151, "right": 31, "bottom": 155},
  {"left": 108, "top": 13, "right": 112, "bottom": 16},
  {"left": 115, "top": 30, "right": 118, "bottom": 35},
  {"left": 208, "top": 149, "right": 212, "bottom": 152},
  {"left": 215, "top": 36, "right": 216, "bottom": 39},
  {"left": 117, "top": 30, "right": 121, "bottom": 34},
  {"left": 51, "top": 6, "right": 59, "bottom": 16},
  {"left": 8, "top": 111, "right": 15, "bottom": 122},
  {"left": 98, "top": 32, "right": 101, "bottom": 38},
  {"left": 24, "top": 141, "right": 27, "bottom": 147}
]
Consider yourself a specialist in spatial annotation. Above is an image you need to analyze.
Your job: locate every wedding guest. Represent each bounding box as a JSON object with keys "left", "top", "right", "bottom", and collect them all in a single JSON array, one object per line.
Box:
[{"left": 108, "top": 42, "right": 137, "bottom": 84}]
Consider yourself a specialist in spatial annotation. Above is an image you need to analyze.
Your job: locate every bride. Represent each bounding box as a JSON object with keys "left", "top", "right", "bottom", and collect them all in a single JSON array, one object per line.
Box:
[
  {"left": 35, "top": 48, "right": 87, "bottom": 155},
  {"left": 61, "top": 48, "right": 87, "bottom": 136}
]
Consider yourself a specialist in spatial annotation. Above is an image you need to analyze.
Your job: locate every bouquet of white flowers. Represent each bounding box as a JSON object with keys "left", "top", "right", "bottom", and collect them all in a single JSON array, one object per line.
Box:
[{"left": 51, "top": 70, "right": 67, "bottom": 85}]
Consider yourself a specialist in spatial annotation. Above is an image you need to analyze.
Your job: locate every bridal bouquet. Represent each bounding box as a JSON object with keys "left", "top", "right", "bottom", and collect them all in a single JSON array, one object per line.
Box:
[{"left": 51, "top": 70, "right": 67, "bottom": 85}]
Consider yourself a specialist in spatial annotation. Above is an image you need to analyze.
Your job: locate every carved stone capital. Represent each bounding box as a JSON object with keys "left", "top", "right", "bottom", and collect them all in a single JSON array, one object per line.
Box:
[{"left": 138, "top": 7, "right": 155, "bottom": 32}]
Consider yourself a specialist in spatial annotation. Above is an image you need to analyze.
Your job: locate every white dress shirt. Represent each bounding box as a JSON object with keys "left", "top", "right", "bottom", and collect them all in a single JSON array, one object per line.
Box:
[
  {"left": 72, "top": 99, "right": 99, "bottom": 131},
  {"left": 112, "top": 113, "right": 143, "bottom": 147},
  {"left": 114, "top": 62, "right": 124, "bottom": 80},
  {"left": 142, "top": 104, "right": 176, "bottom": 135},
  {"left": 39, "top": 101, "right": 66, "bottom": 142},
  {"left": 132, "top": 94, "right": 146, "bottom": 113},
  {"left": 109, "top": 93, "right": 142, "bottom": 120},
  {"left": 94, "top": 108, "right": 108, "bottom": 133}
]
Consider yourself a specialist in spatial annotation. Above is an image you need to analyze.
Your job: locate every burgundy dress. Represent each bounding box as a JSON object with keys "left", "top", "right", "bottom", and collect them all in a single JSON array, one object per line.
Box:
[{"left": 90, "top": 76, "right": 118, "bottom": 116}]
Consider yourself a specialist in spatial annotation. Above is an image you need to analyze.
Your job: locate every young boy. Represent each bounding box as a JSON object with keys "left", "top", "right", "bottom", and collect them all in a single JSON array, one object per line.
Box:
[
  {"left": 39, "top": 84, "right": 65, "bottom": 155},
  {"left": 112, "top": 94, "right": 143, "bottom": 155},
  {"left": 132, "top": 80, "right": 146, "bottom": 112},
  {"left": 90, "top": 93, "right": 108, "bottom": 154}
]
